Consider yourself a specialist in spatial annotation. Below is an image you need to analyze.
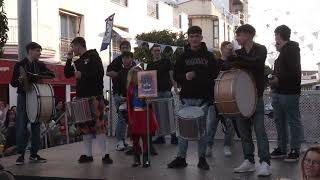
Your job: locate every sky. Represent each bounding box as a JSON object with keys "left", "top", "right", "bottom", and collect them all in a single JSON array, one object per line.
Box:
[{"left": 248, "top": 0, "right": 320, "bottom": 70}]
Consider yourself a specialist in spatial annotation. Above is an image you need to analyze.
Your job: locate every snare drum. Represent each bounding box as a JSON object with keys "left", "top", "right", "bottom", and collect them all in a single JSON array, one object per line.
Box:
[
  {"left": 151, "top": 98, "right": 175, "bottom": 136},
  {"left": 176, "top": 106, "right": 206, "bottom": 141},
  {"left": 26, "top": 83, "right": 55, "bottom": 123},
  {"left": 214, "top": 69, "right": 257, "bottom": 118},
  {"left": 66, "top": 98, "right": 93, "bottom": 124}
]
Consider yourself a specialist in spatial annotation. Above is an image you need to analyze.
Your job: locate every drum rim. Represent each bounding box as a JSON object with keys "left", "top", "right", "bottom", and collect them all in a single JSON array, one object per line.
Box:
[{"left": 26, "top": 83, "right": 41, "bottom": 123}]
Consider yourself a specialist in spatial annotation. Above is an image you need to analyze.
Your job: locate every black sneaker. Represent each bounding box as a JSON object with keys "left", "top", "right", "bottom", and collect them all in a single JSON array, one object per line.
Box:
[
  {"left": 153, "top": 136, "right": 165, "bottom": 144},
  {"left": 270, "top": 147, "right": 286, "bottom": 159},
  {"left": 284, "top": 149, "right": 300, "bottom": 162},
  {"left": 29, "top": 154, "right": 47, "bottom": 163},
  {"left": 102, "top": 154, "right": 113, "bottom": 164},
  {"left": 167, "top": 157, "right": 187, "bottom": 169},
  {"left": 197, "top": 157, "right": 210, "bottom": 170},
  {"left": 78, "top": 155, "right": 93, "bottom": 163},
  {"left": 142, "top": 154, "right": 150, "bottom": 168},
  {"left": 16, "top": 155, "right": 25, "bottom": 165},
  {"left": 132, "top": 154, "right": 141, "bottom": 167},
  {"left": 0, "top": 163, "right": 4, "bottom": 170},
  {"left": 170, "top": 135, "right": 178, "bottom": 145}
]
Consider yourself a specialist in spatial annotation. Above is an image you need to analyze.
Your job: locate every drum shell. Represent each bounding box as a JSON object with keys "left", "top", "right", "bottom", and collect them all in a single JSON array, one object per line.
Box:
[
  {"left": 26, "top": 83, "right": 55, "bottom": 123},
  {"left": 151, "top": 98, "right": 175, "bottom": 136},
  {"left": 66, "top": 98, "right": 93, "bottom": 124},
  {"left": 214, "top": 69, "right": 257, "bottom": 118},
  {"left": 176, "top": 106, "right": 206, "bottom": 141}
]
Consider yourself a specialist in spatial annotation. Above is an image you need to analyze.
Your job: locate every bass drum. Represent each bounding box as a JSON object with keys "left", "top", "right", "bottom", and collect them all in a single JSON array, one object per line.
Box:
[
  {"left": 26, "top": 83, "right": 55, "bottom": 123},
  {"left": 214, "top": 69, "right": 257, "bottom": 118}
]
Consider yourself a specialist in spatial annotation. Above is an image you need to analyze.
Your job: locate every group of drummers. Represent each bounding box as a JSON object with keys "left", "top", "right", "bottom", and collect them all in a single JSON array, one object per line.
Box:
[{"left": 8, "top": 23, "right": 304, "bottom": 178}]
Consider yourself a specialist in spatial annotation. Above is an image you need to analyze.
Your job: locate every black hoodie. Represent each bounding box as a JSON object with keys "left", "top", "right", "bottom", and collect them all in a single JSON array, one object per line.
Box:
[
  {"left": 174, "top": 42, "right": 218, "bottom": 101},
  {"left": 234, "top": 43, "right": 267, "bottom": 97},
  {"left": 11, "top": 58, "right": 55, "bottom": 95},
  {"left": 64, "top": 49, "right": 104, "bottom": 97},
  {"left": 273, "top": 41, "right": 301, "bottom": 94}
]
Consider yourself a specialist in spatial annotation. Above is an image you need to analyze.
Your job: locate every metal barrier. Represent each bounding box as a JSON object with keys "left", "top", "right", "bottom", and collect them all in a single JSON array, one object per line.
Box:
[{"left": 109, "top": 91, "right": 320, "bottom": 143}]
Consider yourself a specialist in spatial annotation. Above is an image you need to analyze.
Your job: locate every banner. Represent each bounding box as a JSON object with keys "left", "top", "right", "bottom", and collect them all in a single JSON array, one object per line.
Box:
[{"left": 100, "top": 13, "right": 115, "bottom": 51}]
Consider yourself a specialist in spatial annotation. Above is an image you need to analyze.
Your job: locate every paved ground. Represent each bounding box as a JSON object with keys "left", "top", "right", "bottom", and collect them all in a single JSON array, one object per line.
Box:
[{"left": 0, "top": 137, "right": 313, "bottom": 180}]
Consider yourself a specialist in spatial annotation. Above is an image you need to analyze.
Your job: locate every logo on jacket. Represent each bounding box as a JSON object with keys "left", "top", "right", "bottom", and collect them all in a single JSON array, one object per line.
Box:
[{"left": 84, "top": 58, "right": 90, "bottom": 64}]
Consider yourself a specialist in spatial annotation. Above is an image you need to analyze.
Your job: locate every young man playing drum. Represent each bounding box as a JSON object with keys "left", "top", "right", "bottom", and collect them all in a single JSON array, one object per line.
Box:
[
  {"left": 11, "top": 42, "right": 55, "bottom": 165},
  {"left": 167, "top": 26, "right": 218, "bottom": 170},
  {"left": 232, "top": 24, "right": 271, "bottom": 176},
  {"left": 147, "top": 44, "right": 178, "bottom": 145},
  {"left": 64, "top": 37, "right": 113, "bottom": 164}
]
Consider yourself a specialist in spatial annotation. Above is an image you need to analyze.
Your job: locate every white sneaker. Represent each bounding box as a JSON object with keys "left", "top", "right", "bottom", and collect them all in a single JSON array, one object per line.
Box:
[
  {"left": 206, "top": 146, "right": 213, "bottom": 157},
  {"left": 224, "top": 146, "right": 232, "bottom": 157},
  {"left": 234, "top": 160, "right": 256, "bottom": 173},
  {"left": 116, "top": 141, "right": 125, "bottom": 151},
  {"left": 257, "top": 162, "right": 271, "bottom": 177}
]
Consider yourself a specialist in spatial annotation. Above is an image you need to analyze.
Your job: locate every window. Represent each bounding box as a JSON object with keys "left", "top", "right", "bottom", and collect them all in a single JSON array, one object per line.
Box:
[
  {"left": 111, "top": 0, "right": 128, "bottom": 7},
  {"left": 147, "top": 0, "right": 159, "bottom": 19},
  {"left": 59, "top": 11, "right": 82, "bottom": 61},
  {"left": 213, "top": 20, "right": 219, "bottom": 48}
]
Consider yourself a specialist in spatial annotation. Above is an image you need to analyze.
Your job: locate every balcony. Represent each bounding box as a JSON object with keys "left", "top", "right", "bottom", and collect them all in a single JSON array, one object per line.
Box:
[{"left": 6, "top": 18, "right": 18, "bottom": 45}]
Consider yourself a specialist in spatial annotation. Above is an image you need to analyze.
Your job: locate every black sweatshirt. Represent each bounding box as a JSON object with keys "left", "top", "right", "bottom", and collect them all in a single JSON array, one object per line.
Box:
[
  {"left": 174, "top": 42, "right": 218, "bottom": 101},
  {"left": 234, "top": 43, "right": 267, "bottom": 97},
  {"left": 10, "top": 58, "right": 55, "bottom": 95},
  {"left": 273, "top": 41, "right": 301, "bottom": 94},
  {"left": 106, "top": 55, "right": 136, "bottom": 94},
  {"left": 147, "top": 58, "right": 173, "bottom": 92},
  {"left": 64, "top": 49, "right": 104, "bottom": 97}
]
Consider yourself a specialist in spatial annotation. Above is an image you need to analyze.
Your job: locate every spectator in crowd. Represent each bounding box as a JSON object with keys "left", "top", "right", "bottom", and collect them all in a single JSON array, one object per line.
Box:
[
  {"left": 0, "top": 101, "right": 9, "bottom": 128},
  {"left": 301, "top": 146, "right": 320, "bottom": 180},
  {"left": 3, "top": 109, "right": 17, "bottom": 155}
]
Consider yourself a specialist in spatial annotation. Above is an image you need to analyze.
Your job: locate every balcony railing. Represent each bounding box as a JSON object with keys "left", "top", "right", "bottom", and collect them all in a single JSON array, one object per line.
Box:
[{"left": 6, "top": 18, "right": 18, "bottom": 45}]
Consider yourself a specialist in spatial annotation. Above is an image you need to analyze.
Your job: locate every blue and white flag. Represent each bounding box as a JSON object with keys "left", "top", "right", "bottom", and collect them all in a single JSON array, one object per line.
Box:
[{"left": 100, "top": 13, "right": 115, "bottom": 51}]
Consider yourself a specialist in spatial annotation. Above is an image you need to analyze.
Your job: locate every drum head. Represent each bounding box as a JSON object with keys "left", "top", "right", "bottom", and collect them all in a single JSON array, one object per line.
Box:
[
  {"left": 26, "top": 84, "right": 40, "bottom": 123},
  {"left": 234, "top": 71, "right": 257, "bottom": 117},
  {"left": 178, "top": 106, "right": 204, "bottom": 119}
]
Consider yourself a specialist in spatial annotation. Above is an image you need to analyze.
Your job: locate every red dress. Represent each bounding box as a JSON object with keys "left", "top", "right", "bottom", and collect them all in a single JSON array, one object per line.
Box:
[{"left": 127, "top": 83, "right": 158, "bottom": 136}]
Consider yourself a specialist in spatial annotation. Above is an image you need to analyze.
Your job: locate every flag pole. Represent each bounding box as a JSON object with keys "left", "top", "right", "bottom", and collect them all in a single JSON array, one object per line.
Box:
[{"left": 108, "top": 42, "right": 113, "bottom": 136}]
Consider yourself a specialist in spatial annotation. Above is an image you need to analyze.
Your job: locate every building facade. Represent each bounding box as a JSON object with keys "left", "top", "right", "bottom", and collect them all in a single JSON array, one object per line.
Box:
[{"left": 0, "top": 0, "right": 188, "bottom": 106}]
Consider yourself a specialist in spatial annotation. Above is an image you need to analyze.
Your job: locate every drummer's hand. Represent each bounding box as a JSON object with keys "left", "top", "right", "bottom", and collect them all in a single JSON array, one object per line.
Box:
[
  {"left": 75, "top": 71, "right": 81, "bottom": 79},
  {"left": 67, "top": 49, "right": 74, "bottom": 60},
  {"left": 186, "top": 71, "right": 196, "bottom": 80}
]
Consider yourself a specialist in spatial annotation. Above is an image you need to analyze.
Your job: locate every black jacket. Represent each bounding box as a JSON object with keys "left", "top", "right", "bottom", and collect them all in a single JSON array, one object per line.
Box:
[
  {"left": 273, "top": 41, "right": 301, "bottom": 94},
  {"left": 64, "top": 49, "right": 104, "bottom": 97},
  {"left": 235, "top": 43, "right": 267, "bottom": 97},
  {"left": 174, "top": 42, "right": 218, "bottom": 101},
  {"left": 11, "top": 58, "right": 55, "bottom": 95},
  {"left": 106, "top": 55, "right": 136, "bottom": 94},
  {"left": 147, "top": 58, "right": 173, "bottom": 92}
]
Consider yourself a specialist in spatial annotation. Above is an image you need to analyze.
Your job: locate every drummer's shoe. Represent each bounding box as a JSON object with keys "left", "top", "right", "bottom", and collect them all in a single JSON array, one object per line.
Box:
[
  {"left": 257, "top": 162, "right": 271, "bottom": 177},
  {"left": 152, "top": 136, "right": 165, "bottom": 144},
  {"left": 170, "top": 135, "right": 178, "bottom": 145},
  {"left": 270, "top": 147, "right": 286, "bottom": 159},
  {"left": 234, "top": 160, "right": 256, "bottom": 173},
  {"left": 78, "top": 155, "right": 93, "bottom": 163},
  {"left": 15, "top": 155, "right": 25, "bottom": 165},
  {"left": 167, "top": 157, "right": 187, "bottom": 169},
  {"left": 29, "top": 154, "right": 47, "bottom": 163},
  {"left": 142, "top": 154, "right": 150, "bottom": 168},
  {"left": 132, "top": 154, "right": 141, "bottom": 167},
  {"left": 102, "top": 154, "right": 113, "bottom": 164},
  {"left": 197, "top": 157, "right": 210, "bottom": 170}
]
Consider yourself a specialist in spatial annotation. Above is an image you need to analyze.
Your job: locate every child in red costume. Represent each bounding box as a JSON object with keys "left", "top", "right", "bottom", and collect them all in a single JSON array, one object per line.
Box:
[{"left": 127, "top": 67, "right": 158, "bottom": 168}]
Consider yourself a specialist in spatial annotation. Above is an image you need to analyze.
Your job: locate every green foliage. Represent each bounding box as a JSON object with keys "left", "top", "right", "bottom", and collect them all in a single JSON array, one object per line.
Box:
[
  {"left": 134, "top": 29, "right": 187, "bottom": 64},
  {"left": 0, "top": 0, "right": 9, "bottom": 57}
]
